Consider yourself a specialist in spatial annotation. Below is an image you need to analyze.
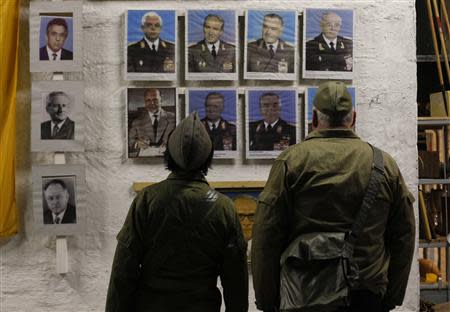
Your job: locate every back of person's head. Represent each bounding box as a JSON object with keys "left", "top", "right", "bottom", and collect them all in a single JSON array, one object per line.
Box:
[
  {"left": 313, "top": 81, "right": 354, "bottom": 128},
  {"left": 165, "top": 112, "right": 213, "bottom": 175}
]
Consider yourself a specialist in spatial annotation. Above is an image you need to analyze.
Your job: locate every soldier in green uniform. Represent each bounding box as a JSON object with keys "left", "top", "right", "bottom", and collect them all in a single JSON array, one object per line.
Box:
[
  {"left": 106, "top": 112, "right": 248, "bottom": 312},
  {"left": 201, "top": 92, "right": 236, "bottom": 151},
  {"left": 249, "top": 92, "right": 296, "bottom": 151},
  {"left": 251, "top": 82, "right": 415, "bottom": 312},
  {"left": 188, "top": 14, "right": 236, "bottom": 73},
  {"left": 127, "top": 11, "right": 175, "bottom": 73}
]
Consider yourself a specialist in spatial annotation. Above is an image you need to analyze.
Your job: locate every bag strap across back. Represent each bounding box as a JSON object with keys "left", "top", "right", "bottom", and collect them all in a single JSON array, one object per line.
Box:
[{"left": 343, "top": 145, "right": 385, "bottom": 258}]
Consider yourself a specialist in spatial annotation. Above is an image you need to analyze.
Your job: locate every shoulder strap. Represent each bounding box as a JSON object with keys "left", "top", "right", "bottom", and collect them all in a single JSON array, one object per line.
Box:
[{"left": 344, "top": 145, "right": 384, "bottom": 257}]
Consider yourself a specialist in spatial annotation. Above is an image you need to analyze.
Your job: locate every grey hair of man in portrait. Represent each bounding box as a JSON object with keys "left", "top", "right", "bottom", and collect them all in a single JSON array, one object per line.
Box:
[
  {"left": 45, "top": 91, "right": 71, "bottom": 122},
  {"left": 141, "top": 11, "right": 163, "bottom": 27}
]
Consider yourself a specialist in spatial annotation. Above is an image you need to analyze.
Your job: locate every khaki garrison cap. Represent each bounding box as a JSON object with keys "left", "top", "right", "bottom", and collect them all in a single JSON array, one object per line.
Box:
[
  {"left": 167, "top": 111, "right": 212, "bottom": 171},
  {"left": 313, "top": 81, "right": 353, "bottom": 116}
]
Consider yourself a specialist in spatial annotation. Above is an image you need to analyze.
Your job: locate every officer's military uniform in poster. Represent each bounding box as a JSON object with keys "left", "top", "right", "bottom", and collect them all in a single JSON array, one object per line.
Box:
[
  {"left": 305, "top": 35, "right": 353, "bottom": 71},
  {"left": 247, "top": 39, "right": 294, "bottom": 73},
  {"left": 127, "top": 38, "right": 175, "bottom": 73},
  {"left": 201, "top": 118, "right": 236, "bottom": 151},
  {"left": 188, "top": 40, "right": 236, "bottom": 73},
  {"left": 249, "top": 119, "right": 296, "bottom": 151}
]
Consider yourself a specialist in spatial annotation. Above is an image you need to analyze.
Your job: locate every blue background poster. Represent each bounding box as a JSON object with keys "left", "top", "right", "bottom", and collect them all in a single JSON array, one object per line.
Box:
[
  {"left": 247, "top": 90, "right": 297, "bottom": 125},
  {"left": 39, "top": 15, "right": 74, "bottom": 51},
  {"left": 247, "top": 10, "right": 296, "bottom": 44},
  {"left": 127, "top": 10, "right": 176, "bottom": 44},
  {"left": 188, "top": 89, "right": 237, "bottom": 123},
  {"left": 305, "top": 8, "right": 353, "bottom": 41},
  {"left": 187, "top": 10, "right": 236, "bottom": 45}
]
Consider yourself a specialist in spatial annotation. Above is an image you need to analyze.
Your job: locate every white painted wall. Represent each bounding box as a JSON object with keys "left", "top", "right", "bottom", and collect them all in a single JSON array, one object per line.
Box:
[{"left": 2, "top": 0, "right": 418, "bottom": 311}]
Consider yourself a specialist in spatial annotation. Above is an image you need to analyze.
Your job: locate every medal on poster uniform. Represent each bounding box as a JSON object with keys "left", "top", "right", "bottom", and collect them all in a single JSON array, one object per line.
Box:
[
  {"left": 223, "top": 62, "right": 233, "bottom": 72},
  {"left": 163, "top": 57, "right": 174, "bottom": 72},
  {"left": 278, "top": 59, "right": 288, "bottom": 73},
  {"left": 139, "top": 60, "right": 144, "bottom": 67},
  {"left": 161, "top": 41, "right": 167, "bottom": 48},
  {"left": 256, "top": 123, "right": 263, "bottom": 133},
  {"left": 340, "top": 42, "right": 345, "bottom": 49},
  {"left": 222, "top": 135, "right": 233, "bottom": 151},
  {"left": 319, "top": 43, "right": 325, "bottom": 51},
  {"left": 277, "top": 126, "right": 282, "bottom": 134},
  {"left": 140, "top": 41, "right": 145, "bottom": 49}
]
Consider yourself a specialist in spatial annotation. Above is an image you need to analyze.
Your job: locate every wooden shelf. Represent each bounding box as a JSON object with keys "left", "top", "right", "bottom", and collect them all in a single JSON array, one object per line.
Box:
[
  {"left": 420, "top": 237, "right": 449, "bottom": 248},
  {"left": 418, "top": 117, "right": 450, "bottom": 127},
  {"left": 419, "top": 179, "right": 450, "bottom": 185}
]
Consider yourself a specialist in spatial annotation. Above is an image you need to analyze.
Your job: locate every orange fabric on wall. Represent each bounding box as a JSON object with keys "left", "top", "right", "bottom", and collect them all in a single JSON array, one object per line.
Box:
[{"left": 0, "top": 0, "right": 20, "bottom": 237}]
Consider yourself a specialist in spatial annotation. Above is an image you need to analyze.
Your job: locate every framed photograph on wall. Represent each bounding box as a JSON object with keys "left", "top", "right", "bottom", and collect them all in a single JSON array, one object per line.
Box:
[
  {"left": 29, "top": 1, "right": 82, "bottom": 72},
  {"left": 186, "top": 88, "right": 238, "bottom": 158},
  {"left": 186, "top": 10, "right": 238, "bottom": 80},
  {"left": 31, "top": 81, "right": 84, "bottom": 152},
  {"left": 246, "top": 88, "right": 299, "bottom": 159},
  {"left": 127, "top": 87, "right": 178, "bottom": 158},
  {"left": 303, "top": 8, "right": 355, "bottom": 80},
  {"left": 305, "top": 85, "right": 356, "bottom": 134},
  {"left": 125, "top": 10, "right": 177, "bottom": 81},
  {"left": 244, "top": 9, "right": 298, "bottom": 80},
  {"left": 32, "top": 165, "right": 85, "bottom": 235}
]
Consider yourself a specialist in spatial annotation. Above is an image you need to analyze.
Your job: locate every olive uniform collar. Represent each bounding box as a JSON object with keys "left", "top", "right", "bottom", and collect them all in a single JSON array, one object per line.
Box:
[
  {"left": 305, "top": 129, "right": 359, "bottom": 141},
  {"left": 167, "top": 172, "right": 209, "bottom": 185}
]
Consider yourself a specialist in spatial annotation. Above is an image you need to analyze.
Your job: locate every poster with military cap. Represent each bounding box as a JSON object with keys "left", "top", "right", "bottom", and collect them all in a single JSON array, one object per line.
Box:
[
  {"left": 244, "top": 9, "right": 298, "bottom": 81},
  {"left": 29, "top": 1, "right": 82, "bottom": 72},
  {"left": 127, "top": 87, "right": 177, "bottom": 158},
  {"left": 32, "top": 165, "right": 86, "bottom": 235},
  {"left": 186, "top": 89, "right": 238, "bottom": 159},
  {"left": 246, "top": 88, "right": 298, "bottom": 159},
  {"left": 303, "top": 8, "right": 355, "bottom": 80},
  {"left": 125, "top": 10, "right": 177, "bottom": 81},
  {"left": 186, "top": 10, "right": 238, "bottom": 80},
  {"left": 31, "top": 81, "right": 84, "bottom": 152},
  {"left": 306, "top": 86, "right": 356, "bottom": 134}
]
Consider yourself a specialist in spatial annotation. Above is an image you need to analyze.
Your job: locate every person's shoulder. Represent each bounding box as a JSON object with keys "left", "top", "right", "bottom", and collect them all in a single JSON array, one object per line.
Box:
[
  {"left": 161, "top": 108, "right": 175, "bottom": 119},
  {"left": 220, "top": 41, "right": 235, "bottom": 49},
  {"left": 160, "top": 39, "right": 175, "bottom": 49},
  {"left": 220, "top": 119, "right": 236, "bottom": 129},
  {"left": 66, "top": 117, "right": 75, "bottom": 124},
  {"left": 189, "top": 40, "right": 205, "bottom": 50},
  {"left": 247, "top": 38, "right": 263, "bottom": 48},
  {"left": 279, "top": 39, "right": 294, "bottom": 49},
  {"left": 128, "top": 38, "right": 146, "bottom": 50},
  {"left": 41, "top": 120, "right": 51, "bottom": 126},
  {"left": 337, "top": 36, "right": 353, "bottom": 44},
  {"left": 278, "top": 118, "right": 294, "bottom": 127}
]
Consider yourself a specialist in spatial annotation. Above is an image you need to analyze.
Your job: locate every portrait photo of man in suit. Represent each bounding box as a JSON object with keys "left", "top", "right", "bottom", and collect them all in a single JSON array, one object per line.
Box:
[
  {"left": 246, "top": 11, "right": 296, "bottom": 74},
  {"left": 305, "top": 10, "right": 353, "bottom": 72},
  {"left": 127, "top": 11, "right": 175, "bottom": 73},
  {"left": 248, "top": 91, "right": 296, "bottom": 152},
  {"left": 188, "top": 12, "right": 236, "bottom": 74},
  {"left": 41, "top": 91, "right": 75, "bottom": 140},
  {"left": 42, "top": 178, "right": 77, "bottom": 225},
  {"left": 128, "top": 88, "right": 176, "bottom": 157},
  {"left": 39, "top": 17, "right": 73, "bottom": 61}
]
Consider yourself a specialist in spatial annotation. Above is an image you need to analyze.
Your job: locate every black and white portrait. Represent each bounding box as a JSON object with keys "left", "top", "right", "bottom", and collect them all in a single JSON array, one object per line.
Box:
[
  {"left": 31, "top": 81, "right": 84, "bottom": 152},
  {"left": 125, "top": 10, "right": 177, "bottom": 81},
  {"left": 244, "top": 10, "right": 297, "bottom": 80},
  {"left": 186, "top": 10, "right": 238, "bottom": 80},
  {"left": 303, "top": 8, "right": 354, "bottom": 80},
  {"left": 33, "top": 165, "right": 85, "bottom": 235},
  {"left": 30, "top": 1, "right": 82, "bottom": 72},
  {"left": 127, "top": 88, "right": 177, "bottom": 158}
]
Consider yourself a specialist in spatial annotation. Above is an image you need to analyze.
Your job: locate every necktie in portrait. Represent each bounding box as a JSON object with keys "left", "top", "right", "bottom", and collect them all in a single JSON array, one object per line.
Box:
[{"left": 52, "top": 125, "right": 59, "bottom": 137}]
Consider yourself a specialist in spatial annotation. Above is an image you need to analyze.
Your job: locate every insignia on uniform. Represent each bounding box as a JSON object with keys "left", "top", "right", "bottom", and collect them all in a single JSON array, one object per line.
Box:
[
  {"left": 198, "top": 61, "right": 206, "bottom": 68},
  {"left": 161, "top": 41, "right": 166, "bottom": 48},
  {"left": 221, "top": 44, "right": 226, "bottom": 51},
  {"left": 256, "top": 60, "right": 260, "bottom": 67},
  {"left": 256, "top": 124, "right": 263, "bottom": 132},
  {"left": 223, "top": 62, "right": 233, "bottom": 72},
  {"left": 319, "top": 43, "right": 324, "bottom": 51},
  {"left": 205, "top": 189, "right": 219, "bottom": 202},
  {"left": 202, "top": 44, "right": 206, "bottom": 52},
  {"left": 221, "top": 121, "right": 226, "bottom": 130},
  {"left": 140, "top": 41, "right": 145, "bottom": 48},
  {"left": 278, "top": 59, "right": 288, "bottom": 73},
  {"left": 340, "top": 42, "right": 345, "bottom": 49},
  {"left": 280, "top": 42, "right": 284, "bottom": 50},
  {"left": 258, "top": 41, "right": 264, "bottom": 48},
  {"left": 139, "top": 60, "right": 143, "bottom": 66},
  {"left": 277, "top": 126, "right": 282, "bottom": 134},
  {"left": 318, "top": 56, "right": 322, "bottom": 62}
]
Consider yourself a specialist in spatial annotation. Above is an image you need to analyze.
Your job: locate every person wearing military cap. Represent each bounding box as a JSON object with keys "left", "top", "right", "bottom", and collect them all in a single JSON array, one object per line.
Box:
[
  {"left": 188, "top": 14, "right": 236, "bottom": 73},
  {"left": 249, "top": 92, "right": 296, "bottom": 151},
  {"left": 247, "top": 13, "right": 295, "bottom": 73},
  {"left": 106, "top": 112, "right": 248, "bottom": 312},
  {"left": 127, "top": 11, "right": 175, "bottom": 73},
  {"left": 201, "top": 92, "right": 236, "bottom": 151},
  {"left": 251, "top": 81, "right": 415, "bottom": 312},
  {"left": 305, "top": 11, "right": 353, "bottom": 72}
]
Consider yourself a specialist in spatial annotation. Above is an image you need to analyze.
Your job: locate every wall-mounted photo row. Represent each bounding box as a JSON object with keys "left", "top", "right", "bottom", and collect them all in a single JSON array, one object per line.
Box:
[
  {"left": 127, "top": 87, "right": 178, "bottom": 158},
  {"left": 32, "top": 165, "right": 85, "bottom": 235},
  {"left": 246, "top": 89, "right": 298, "bottom": 159},
  {"left": 305, "top": 86, "right": 356, "bottom": 134},
  {"left": 244, "top": 9, "right": 298, "bottom": 81},
  {"left": 303, "top": 8, "right": 354, "bottom": 80},
  {"left": 186, "top": 10, "right": 238, "bottom": 80},
  {"left": 186, "top": 89, "right": 238, "bottom": 158},
  {"left": 125, "top": 10, "right": 177, "bottom": 81},
  {"left": 31, "top": 81, "right": 84, "bottom": 152},
  {"left": 29, "top": 1, "right": 82, "bottom": 73}
]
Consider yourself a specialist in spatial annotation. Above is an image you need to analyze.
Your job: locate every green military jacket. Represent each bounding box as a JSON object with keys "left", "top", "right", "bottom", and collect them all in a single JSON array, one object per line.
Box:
[
  {"left": 106, "top": 173, "right": 248, "bottom": 312},
  {"left": 251, "top": 129, "right": 415, "bottom": 311}
]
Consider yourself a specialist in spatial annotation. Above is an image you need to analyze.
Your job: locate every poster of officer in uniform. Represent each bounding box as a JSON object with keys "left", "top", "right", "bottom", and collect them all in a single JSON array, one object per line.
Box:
[
  {"left": 306, "top": 86, "right": 356, "bottom": 134},
  {"left": 125, "top": 10, "right": 177, "bottom": 81},
  {"left": 187, "top": 89, "right": 238, "bottom": 159},
  {"left": 244, "top": 9, "right": 297, "bottom": 81},
  {"left": 303, "top": 8, "right": 354, "bottom": 80},
  {"left": 186, "top": 10, "right": 238, "bottom": 80},
  {"left": 246, "top": 89, "right": 298, "bottom": 159}
]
